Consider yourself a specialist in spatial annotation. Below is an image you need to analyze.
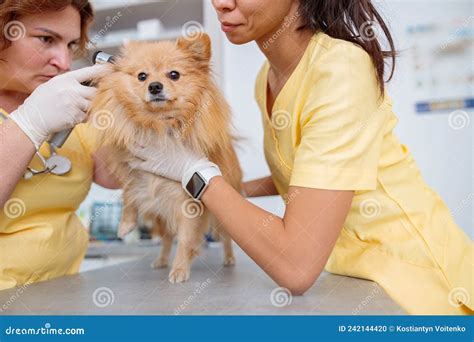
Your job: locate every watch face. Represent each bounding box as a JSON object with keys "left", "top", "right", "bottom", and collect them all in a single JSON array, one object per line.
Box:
[{"left": 186, "top": 173, "right": 206, "bottom": 198}]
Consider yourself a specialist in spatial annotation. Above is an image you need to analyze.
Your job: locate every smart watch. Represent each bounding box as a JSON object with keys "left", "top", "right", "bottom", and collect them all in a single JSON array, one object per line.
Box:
[{"left": 183, "top": 163, "right": 222, "bottom": 200}]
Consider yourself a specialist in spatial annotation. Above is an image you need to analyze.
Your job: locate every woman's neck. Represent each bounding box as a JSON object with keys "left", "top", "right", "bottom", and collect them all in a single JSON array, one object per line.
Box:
[
  {"left": 255, "top": 5, "right": 314, "bottom": 80},
  {"left": 0, "top": 90, "right": 28, "bottom": 113}
]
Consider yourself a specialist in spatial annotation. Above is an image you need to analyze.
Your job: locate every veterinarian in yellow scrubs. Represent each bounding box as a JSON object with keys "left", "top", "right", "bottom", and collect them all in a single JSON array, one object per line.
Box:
[
  {"left": 254, "top": 32, "right": 473, "bottom": 315},
  {"left": 0, "top": 1, "right": 117, "bottom": 291},
  {"left": 0, "top": 108, "right": 99, "bottom": 290}
]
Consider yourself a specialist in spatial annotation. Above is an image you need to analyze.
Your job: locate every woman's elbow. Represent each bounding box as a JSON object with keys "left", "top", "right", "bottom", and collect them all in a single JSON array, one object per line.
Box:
[
  {"left": 285, "top": 279, "right": 315, "bottom": 296},
  {"left": 97, "top": 179, "right": 122, "bottom": 189},
  {"left": 93, "top": 171, "right": 122, "bottom": 189},
  {"left": 275, "top": 268, "right": 322, "bottom": 295}
]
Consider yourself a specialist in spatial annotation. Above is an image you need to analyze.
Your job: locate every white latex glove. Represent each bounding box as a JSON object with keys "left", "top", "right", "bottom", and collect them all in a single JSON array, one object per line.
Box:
[
  {"left": 128, "top": 142, "right": 219, "bottom": 185},
  {"left": 9, "top": 64, "right": 109, "bottom": 149}
]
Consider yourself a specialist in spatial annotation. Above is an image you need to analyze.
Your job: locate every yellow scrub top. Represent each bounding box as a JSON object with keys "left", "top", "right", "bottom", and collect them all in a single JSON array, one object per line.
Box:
[
  {"left": 255, "top": 32, "right": 473, "bottom": 315},
  {"left": 0, "top": 108, "right": 98, "bottom": 290}
]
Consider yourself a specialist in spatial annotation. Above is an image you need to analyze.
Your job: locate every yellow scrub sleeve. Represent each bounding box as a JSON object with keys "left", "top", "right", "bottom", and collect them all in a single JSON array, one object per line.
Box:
[
  {"left": 255, "top": 32, "right": 473, "bottom": 315},
  {"left": 0, "top": 108, "right": 100, "bottom": 290}
]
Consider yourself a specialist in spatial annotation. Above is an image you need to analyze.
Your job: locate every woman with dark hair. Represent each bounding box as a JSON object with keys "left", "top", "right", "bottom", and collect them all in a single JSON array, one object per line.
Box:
[
  {"left": 129, "top": 0, "right": 473, "bottom": 314},
  {"left": 0, "top": 0, "right": 119, "bottom": 290}
]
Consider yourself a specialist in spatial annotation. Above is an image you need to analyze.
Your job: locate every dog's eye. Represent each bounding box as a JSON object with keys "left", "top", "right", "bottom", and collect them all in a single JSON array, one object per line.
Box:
[
  {"left": 137, "top": 72, "right": 148, "bottom": 82},
  {"left": 168, "top": 71, "right": 180, "bottom": 81}
]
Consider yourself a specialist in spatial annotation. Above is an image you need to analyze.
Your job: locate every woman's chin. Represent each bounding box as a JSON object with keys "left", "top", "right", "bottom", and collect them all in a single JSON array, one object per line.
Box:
[
  {"left": 29, "top": 77, "right": 51, "bottom": 91},
  {"left": 225, "top": 33, "right": 253, "bottom": 45}
]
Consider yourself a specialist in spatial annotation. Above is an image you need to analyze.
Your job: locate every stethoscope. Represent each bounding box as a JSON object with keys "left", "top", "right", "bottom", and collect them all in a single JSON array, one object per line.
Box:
[{"left": 1, "top": 51, "right": 115, "bottom": 180}]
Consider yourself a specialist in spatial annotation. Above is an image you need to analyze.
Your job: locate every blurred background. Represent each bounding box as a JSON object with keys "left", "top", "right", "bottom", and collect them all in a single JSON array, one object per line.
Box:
[{"left": 76, "top": 0, "right": 473, "bottom": 247}]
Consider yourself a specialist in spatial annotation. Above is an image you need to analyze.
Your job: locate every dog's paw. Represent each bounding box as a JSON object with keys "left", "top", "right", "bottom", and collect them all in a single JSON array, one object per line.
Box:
[
  {"left": 223, "top": 255, "right": 235, "bottom": 266},
  {"left": 151, "top": 258, "right": 168, "bottom": 269},
  {"left": 168, "top": 268, "right": 190, "bottom": 283},
  {"left": 118, "top": 221, "right": 136, "bottom": 238}
]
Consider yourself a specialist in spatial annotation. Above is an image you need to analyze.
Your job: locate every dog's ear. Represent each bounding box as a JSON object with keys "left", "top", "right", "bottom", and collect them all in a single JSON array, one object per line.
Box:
[
  {"left": 121, "top": 40, "right": 141, "bottom": 52},
  {"left": 176, "top": 32, "right": 211, "bottom": 63}
]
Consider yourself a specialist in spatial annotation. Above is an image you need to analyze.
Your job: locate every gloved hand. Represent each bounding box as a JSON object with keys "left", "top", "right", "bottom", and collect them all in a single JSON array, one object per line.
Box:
[
  {"left": 128, "top": 142, "right": 220, "bottom": 187},
  {"left": 9, "top": 64, "right": 109, "bottom": 149}
]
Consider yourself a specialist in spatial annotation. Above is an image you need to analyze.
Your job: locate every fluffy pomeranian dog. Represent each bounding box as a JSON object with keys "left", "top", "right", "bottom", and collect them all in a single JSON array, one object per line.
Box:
[{"left": 88, "top": 33, "right": 242, "bottom": 283}]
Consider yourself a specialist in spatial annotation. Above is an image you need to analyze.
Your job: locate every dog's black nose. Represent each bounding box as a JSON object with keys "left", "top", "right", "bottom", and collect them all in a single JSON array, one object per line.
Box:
[{"left": 148, "top": 82, "right": 163, "bottom": 95}]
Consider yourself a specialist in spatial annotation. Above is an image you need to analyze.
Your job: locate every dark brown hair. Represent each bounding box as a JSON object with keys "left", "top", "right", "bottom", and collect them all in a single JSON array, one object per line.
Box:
[
  {"left": 0, "top": 0, "right": 94, "bottom": 56},
  {"left": 298, "top": 0, "right": 396, "bottom": 94}
]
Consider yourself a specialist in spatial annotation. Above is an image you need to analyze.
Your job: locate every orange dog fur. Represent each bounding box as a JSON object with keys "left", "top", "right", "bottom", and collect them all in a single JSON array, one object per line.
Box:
[{"left": 89, "top": 33, "right": 242, "bottom": 283}]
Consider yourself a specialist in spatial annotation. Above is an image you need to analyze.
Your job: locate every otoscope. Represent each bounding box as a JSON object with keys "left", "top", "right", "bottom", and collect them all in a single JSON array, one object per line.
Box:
[
  {"left": 48, "top": 51, "right": 116, "bottom": 150},
  {"left": 23, "top": 51, "right": 116, "bottom": 179}
]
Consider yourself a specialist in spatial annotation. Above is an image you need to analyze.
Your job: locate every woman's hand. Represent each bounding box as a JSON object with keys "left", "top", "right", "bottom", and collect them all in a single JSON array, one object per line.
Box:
[
  {"left": 9, "top": 64, "right": 109, "bottom": 149},
  {"left": 127, "top": 142, "right": 217, "bottom": 185}
]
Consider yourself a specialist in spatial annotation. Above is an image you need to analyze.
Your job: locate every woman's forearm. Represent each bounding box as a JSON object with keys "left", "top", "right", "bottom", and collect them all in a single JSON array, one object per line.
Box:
[
  {"left": 242, "top": 175, "right": 278, "bottom": 197},
  {"left": 0, "top": 119, "right": 36, "bottom": 207},
  {"left": 202, "top": 176, "right": 327, "bottom": 294}
]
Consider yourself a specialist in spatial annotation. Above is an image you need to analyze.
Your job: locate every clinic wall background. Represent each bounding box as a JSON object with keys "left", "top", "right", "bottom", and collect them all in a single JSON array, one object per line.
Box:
[
  {"left": 382, "top": 0, "right": 472, "bottom": 237},
  {"left": 220, "top": 0, "right": 473, "bottom": 238}
]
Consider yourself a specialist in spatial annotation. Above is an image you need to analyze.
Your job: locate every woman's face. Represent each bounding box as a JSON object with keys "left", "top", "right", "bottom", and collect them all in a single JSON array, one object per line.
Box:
[
  {"left": 0, "top": 5, "right": 81, "bottom": 94},
  {"left": 212, "top": 0, "right": 296, "bottom": 45}
]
